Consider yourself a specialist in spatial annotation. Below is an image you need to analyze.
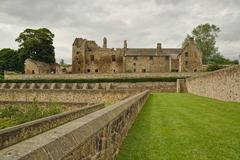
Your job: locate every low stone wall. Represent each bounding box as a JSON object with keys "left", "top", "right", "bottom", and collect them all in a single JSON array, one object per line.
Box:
[
  {"left": 0, "top": 90, "right": 137, "bottom": 104},
  {"left": 186, "top": 65, "right": 240, "bottom": 102},
  {"left": 0, "top": 104, "right": 104, "bottom": 149},
  {"left": 0, "top": 82, "right": 176, "bottom": 92},
  {"left": 4, "top": 72, "right": 204, "bottom": 80},
  {"left": 0, "top": 90, "right": 149, "bottom": 160}
]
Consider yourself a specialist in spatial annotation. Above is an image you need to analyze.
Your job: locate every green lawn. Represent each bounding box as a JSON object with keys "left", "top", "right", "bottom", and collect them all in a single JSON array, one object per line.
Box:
[{"left": 117, "top": 93, "right": 240, "bottom": 160}]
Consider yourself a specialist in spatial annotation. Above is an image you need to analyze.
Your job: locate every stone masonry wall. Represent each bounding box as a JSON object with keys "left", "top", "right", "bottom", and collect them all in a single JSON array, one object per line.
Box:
[
  {"left": 0, "top": 82, "right": 177, "bottom": 92},
  {"left": 0, "top": 90, "right": 137, "bottom": 104},
  {"left": 0, "top": 90, "right": 149, "bottom": 160},
  {"left": 125, "top": 56, "right": 170, "bottom": 73},
  {"left": 186, "top": 65, "right": 240, "bottom": 102}
]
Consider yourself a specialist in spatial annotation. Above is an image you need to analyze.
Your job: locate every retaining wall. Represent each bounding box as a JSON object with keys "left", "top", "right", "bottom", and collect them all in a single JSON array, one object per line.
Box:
[
  {"left": 0, "top": 90, "right": 149, "bottom": 160},
  {"left": 186, "top": 65, "right": 240, "bottom": 102},
  {"left": 4, "top": 72, "right": 204, "bottom": 80},
  {"left": 0, "top": 104, "right": 104, "bottom": 149},
  {"left": 0, "top": 90, "right": 137, "bottom": 104},
  {"left": 0, "top": 82, "right": 176, "bottom": 92}
]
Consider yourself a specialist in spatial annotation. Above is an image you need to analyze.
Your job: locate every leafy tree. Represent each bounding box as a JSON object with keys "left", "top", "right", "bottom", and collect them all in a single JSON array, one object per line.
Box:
[
  {"left": 0, "top": 48, "right": 21, "bottom": 72},
  {"left": 190, "top": 23, "right": 221, "bottom": 64},
  {"left": 209, "top": 53, "right": 238, "bottom": 65},
  {"left": 16, "top": 28, "right": 55, "bottom": 64},
  {"left": 185, "top": 23, "right": 238, "bottom": 64},
  {"left": 59, "top": 59, "right": 66, "bottom": 67}
]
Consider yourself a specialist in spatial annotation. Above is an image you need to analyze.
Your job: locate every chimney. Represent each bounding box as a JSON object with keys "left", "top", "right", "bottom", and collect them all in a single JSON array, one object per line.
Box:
[
  {"left": 189, "top": 37, "right": 194, "bottom": 43},
  {"left": 157, "top": 43, "right": 162, "bottom": 54},
  {"left": 124, "top": 40, "right": 127, "bottom": 49},
  {"left": 103, "top": 37, "right": 107, "bottom": 48}
]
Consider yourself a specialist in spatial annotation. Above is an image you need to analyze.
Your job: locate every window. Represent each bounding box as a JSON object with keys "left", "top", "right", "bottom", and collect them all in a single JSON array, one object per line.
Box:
[
  {"left": 95, "top": 69, "right": 98, "bottom": 73},
  {"left": 194, "top": 69, "right": 197, "bottom": 72},
  {"left": 87, "top": 69, "right": 91, "bottom": 72},
  {"left": 133, "top": 56, "right": 138, "bottom": 60},
  {"left": 142, "top": 69, "right": 146, "bottom": 73},
  {"left": 165, "top": 56, "right": 169, "bottom": 60},
  {"left": 133, "top": 68, "right": 136, "bottom": 72},
  {"left": 113, "top": 69, "right": 116, "bottom": 73},
  {"left": 76, "top": 51, "right": 79, "bottom": 54},
  {"left": 149, "top": 56, "right": 153, "bottom": 60},
  {"left": 185, "top": 52, "right": 189, "bottom": 57},
  {"left": 185, "top": 61, "right": 188, "bottom": 65},
  {"left": 32, "top": 70, "right": 35, "bottom": 74},
  {"left": 112, "top": 55, "right": 116, "bottom": 62},
  {"left": 78, "top": 68, "right": 80, "bottom": 71},
  {"left": 78, "top": 62, "right": 80, "bottom": 64},
  {"left": 133, "top": 63, "right": 136, "bottom": 66},
  {"left": 91, "top": 55, "right": 94, "bottom": 61}
]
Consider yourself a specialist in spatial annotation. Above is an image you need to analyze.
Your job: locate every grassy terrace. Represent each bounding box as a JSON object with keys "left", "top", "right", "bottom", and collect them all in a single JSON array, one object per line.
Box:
[
  {"left": 0, "top": 102, "right": 63, "bottom": 129},
  {"left": 117, "top": 93, "right": 240, "bottom": 160}
]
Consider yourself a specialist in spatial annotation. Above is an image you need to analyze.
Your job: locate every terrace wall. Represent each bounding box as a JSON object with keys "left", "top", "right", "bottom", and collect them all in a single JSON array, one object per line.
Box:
[
  {"left": 0, "top": 90, "right": 149, "bottom": 160},
  {"left": 186, "top": 65, "right": 240, "bottom": 102},
  {"left": 0, "top": 82, "right": 177, "bottom": 92},
  {"left": 0, "top": 90, "right": 137, "bottom": 104},
  {"left": 4, "top": 72, "right": 204, "bottom": 80}
]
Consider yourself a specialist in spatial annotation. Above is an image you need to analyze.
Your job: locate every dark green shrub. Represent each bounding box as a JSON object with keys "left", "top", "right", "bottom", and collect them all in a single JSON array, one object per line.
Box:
[
  {"left": 207, "top": 64, "right": 225, "bottom": 71},
  {"left": 0, "top": 77, "right": 183, "bottom": 84}
]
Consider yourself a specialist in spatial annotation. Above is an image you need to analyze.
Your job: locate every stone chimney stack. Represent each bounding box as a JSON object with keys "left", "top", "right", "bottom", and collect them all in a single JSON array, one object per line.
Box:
[
  {"left": 157, "top": 43, "right": 162, "bottom": 54},
  {"left": 103, "top": 37, "right": 107, "bottom": 48},
  {"left": 124, "top": 40, "right": 127, "bottom": 49},
  {"left": 189, "top": 37, "right": 194, "bottom": 43}
]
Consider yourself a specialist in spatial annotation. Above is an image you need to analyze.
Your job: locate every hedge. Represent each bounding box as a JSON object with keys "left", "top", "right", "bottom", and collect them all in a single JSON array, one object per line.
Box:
[{"left": 0, "top": 77, "right": 185, "bottom": 83}]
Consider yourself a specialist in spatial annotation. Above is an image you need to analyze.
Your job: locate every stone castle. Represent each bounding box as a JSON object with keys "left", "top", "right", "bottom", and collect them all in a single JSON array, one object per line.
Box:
[{"left": 72, "top": 37, "right": 202, "bottom": 74}]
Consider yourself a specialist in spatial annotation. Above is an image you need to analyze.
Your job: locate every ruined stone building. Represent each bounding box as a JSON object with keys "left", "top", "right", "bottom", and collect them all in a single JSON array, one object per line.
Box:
[
  {"left": 72, "top": 37, "right": 203, "bottom": 73},
  {"left": 24, "top": 59, "right": 62, "bottom": 74}
]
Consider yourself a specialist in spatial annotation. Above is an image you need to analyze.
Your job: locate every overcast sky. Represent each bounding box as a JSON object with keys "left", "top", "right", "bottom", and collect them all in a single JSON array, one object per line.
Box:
[{"left": 0, "top": 0, "right": 240, "bottom": 63}]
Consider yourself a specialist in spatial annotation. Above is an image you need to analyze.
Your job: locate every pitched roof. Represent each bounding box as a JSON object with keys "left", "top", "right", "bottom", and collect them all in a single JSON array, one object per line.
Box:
[
  {"left": 125, "top": 48, "right": 182, "bottom": 58},
  {"left": 125, "top": 48, "right": 157, "bottom": 56}
]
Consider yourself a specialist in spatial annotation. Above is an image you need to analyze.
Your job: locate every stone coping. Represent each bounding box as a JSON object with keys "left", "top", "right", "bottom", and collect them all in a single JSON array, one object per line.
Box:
[{"left": 0, "top": 90, "right": 149, "bottom": 160}]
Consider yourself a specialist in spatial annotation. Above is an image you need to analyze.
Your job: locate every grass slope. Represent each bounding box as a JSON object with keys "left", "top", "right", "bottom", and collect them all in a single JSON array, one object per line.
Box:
[{"left": 117, "top": 93, "right": 240, "bottom": 160}]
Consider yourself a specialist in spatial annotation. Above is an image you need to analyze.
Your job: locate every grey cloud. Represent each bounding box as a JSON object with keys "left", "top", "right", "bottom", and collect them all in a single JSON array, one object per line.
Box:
[{"left": 0, "top": 0, "right": 240, "bottom": 63}]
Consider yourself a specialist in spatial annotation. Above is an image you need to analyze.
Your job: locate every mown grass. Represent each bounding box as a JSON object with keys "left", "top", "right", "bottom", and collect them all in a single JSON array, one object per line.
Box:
[
  {"left": 0, "top": 101, "right": 62, "bottom": 129},
  {"left": 117, "top": 93, "right": 240, "bottom": 160}
]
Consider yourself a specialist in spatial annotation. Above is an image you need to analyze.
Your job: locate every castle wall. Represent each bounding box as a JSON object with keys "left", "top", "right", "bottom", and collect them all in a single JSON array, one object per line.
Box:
[
  {"left": 85, "top": 48, "right": 124, "bottom": 73},
  {"left": 186, "top": 65, "right": 240, "bottom": 102},
  {"left": 125, "top": 56, "right": 170, "bottom": 73},
  {"left": 171, "top": 58, "right": 179, "bottom": 71}
]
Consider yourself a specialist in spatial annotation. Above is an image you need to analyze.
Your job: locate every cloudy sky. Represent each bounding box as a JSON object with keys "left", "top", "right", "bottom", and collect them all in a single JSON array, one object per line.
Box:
[{"left": 0, "top": 0, "right": 240, "bottom": 63}]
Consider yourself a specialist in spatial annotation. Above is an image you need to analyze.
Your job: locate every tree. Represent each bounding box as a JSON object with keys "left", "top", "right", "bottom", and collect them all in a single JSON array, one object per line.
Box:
[
  {"left": 185, "top": 23, "right": 220, "bottom": 64},
  {"left": 16, "top": 28, "right": 55, "bottom": 64},
  {"left": 0, "top": 48, "right": 21, "bottom": 72},
  {"left": 59, "top": 59, "right": 66, "bottom": 67},
  {"left": 209, "top": 53, "right": 238, "bottom": 65}
]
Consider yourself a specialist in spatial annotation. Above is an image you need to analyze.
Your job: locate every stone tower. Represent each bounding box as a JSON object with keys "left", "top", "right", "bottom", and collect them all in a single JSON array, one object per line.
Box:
[
  {"left": 103, "top": 37, "right": 107, "bottom": 48},
  {"left": 124, "top": 40, "right": 127, "bottom": 49}
]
